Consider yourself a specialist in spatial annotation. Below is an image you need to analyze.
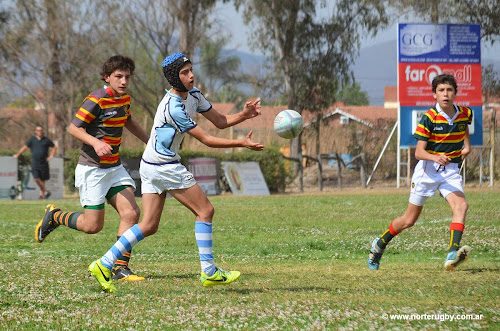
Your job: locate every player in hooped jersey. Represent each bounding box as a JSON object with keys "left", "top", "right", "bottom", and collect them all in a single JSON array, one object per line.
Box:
[
  {"left": 36, "top": 55, "right": 150, "bottom": 282},
  {"left": 368, "top": 74, "right": 472, "bottom": 271},
  {"left": 88, "top": 52, "right": 264, "bottom": 292}
]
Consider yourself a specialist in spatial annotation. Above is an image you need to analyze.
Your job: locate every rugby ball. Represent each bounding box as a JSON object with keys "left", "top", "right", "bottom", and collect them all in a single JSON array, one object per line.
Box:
[{"left": 273, "top": 110, "right": 303, "bottom": 139}]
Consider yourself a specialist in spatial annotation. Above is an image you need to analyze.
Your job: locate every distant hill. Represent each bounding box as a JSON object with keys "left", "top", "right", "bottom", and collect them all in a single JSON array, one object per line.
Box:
[
  {"left": 353, "top": 40, "right": 500, "bottom": 105},
  {"left": 228, "top": 41, "right": 500, "bottom": 106},
  {"left": 353, "top": 41, "right": 397, "bottom": 105}
]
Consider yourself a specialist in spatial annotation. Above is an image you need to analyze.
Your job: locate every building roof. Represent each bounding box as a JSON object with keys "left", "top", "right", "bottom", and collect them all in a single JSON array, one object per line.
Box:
[
  {"left": 385, "top": 86, "right": 397, "bottom": 102},
  {"left": 384, "top": 86, "right": 398, "bottom": 108},
  {"left": 337, "top": 106, "right": 397, "bottom": 124},
  {"left": 233, "top": 105, "right": 289, "bottom": 129},
  {"left": 229, "top": 103, "right": 398, "bottom": 130},
  {"left": 0, "top": 108, "right": 38, "bottom": 122},
  {"left": 211, "top": 103, "right": 236, "bottom": 116},
  {"left": 302, "top": 103, "right": 397, "bottom": 128}
]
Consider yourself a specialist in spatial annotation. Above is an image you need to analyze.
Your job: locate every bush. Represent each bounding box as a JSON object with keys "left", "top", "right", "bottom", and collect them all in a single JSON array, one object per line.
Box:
[
  {"left": 61, "top": 146, "right": 291, "bottom": 194},
  {"left": 178, "top": 147, "right": 291, "bottom": 193}
]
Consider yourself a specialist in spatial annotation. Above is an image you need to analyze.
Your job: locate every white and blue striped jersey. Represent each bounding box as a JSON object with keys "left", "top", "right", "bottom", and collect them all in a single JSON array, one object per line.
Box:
[{"left": 142, "top": 88, "right": 212, "bottom": 164}]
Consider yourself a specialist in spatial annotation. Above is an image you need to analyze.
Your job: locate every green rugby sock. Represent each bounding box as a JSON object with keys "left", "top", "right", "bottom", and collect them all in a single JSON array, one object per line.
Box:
[{"left": 53, "top": 211, "right": 82, "bottom": 230}]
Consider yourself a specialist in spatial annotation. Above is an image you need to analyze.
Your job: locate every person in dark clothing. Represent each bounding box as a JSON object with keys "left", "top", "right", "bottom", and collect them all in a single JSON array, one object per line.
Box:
[{"left": 13, "top": 125, "right": 57, "bottom": 199}]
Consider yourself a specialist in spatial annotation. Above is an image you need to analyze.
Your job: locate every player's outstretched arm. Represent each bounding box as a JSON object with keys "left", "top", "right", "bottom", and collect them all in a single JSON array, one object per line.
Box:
[
  {"left": 203, "top": 98, "right": 261, "bottom": 129},
  {"left": 188, "top": 126, "right": 264, "bottom": 151},
  {"left": 241, "top": 130, "right": 264, "bottom": 151}
]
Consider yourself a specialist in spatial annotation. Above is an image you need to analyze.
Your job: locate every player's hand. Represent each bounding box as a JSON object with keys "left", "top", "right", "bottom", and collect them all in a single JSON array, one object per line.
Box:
[
  {"left": 241, "top": 98, "right": 261, "bottom": 119},
  {"left": 461, "top": 146, "right": 471, "bottom": 159},
  {"left": 435, "top": 154, "right": 451, "bottom": 166},
  {"left": 243, "top": 130, "right": 264, "bottom": 151},
  {"left": 93, "top": 140, "right": 113, "bottom": 157}
]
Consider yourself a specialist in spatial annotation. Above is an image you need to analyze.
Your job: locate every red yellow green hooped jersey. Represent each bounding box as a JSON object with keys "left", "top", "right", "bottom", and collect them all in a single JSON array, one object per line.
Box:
[
  {"left": 413, "top": 105, "right": 472, "bottom": 163},
  {"left": 71, "top": 87, "right": 131, "bottom": 168}
]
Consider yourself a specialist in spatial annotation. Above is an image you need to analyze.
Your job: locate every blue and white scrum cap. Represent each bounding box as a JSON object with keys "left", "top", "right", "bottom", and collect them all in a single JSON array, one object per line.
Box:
[{"left": 162, "top": 53, "right": 192, "bottom": 92}]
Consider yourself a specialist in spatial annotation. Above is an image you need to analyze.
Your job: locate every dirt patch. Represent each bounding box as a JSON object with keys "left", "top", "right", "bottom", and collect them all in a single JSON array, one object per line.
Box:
[{"left": 285, "top": 163, "right": 500, "bottom": 194}]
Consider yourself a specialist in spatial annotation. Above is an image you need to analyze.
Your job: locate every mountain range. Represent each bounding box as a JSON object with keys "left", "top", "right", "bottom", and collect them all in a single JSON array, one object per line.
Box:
[
  {"left": 353, "top": 40, "right": 500, "bottom": 105},
  {"left": 230, "top": 40, "right": 500, "bottom": 106}
]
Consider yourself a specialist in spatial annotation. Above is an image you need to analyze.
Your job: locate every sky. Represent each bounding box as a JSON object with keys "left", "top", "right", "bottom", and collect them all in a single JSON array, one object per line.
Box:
[
  {"left": 215, "top": 2, "right": 500, "bottom": 59},
  {"left": 215, "top": 2, "right": 499, "bottom": 105}
]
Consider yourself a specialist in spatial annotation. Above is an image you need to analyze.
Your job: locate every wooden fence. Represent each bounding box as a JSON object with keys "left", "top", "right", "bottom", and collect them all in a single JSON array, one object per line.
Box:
[{"left": 283, "top": 152, "right": 368, "bottom": 191}]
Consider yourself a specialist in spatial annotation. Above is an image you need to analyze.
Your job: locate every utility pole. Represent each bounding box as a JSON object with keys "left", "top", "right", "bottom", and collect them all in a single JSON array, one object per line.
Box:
[{"left": 490, "top": 107, "right": 496, "bottom": 187}]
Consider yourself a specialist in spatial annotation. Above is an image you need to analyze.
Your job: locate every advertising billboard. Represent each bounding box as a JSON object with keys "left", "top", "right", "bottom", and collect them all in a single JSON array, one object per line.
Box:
[{"left": 398, "top": 23, "right": 482, "bottom": 147}]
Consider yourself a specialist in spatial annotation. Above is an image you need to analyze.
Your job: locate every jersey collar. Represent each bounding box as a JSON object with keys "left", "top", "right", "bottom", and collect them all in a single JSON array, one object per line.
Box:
[
  {"left": 167, "top": 89, "right": 184, "bottom": 101},
  {"left": 104, "top": 85, "right": 126, "bottom": 99},
  {"left": 435, "top": 102, "right": 459, "bottom": 124}
]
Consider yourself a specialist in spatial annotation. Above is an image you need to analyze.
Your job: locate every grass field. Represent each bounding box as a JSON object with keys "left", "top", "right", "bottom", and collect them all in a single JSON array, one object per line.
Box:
[{"left": 0, "top": 188, "right": 498, "bottom": 330}]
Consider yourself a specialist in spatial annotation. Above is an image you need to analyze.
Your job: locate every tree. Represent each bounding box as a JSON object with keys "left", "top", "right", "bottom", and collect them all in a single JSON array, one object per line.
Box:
[
  {"left": 209, "top": 84, "right": 247, "bottom": 104},
  {"left": 335, "top": 82, "right": 370, "bottom": 106},
  {"left": 199, "top": 37, "right": 243, "bottom": 98},
  {"left": 167, "top": 0, "right": 218, "bottom": 59},
  {"left": 235, "top": 0, "right": 389, "bottom": 190},
  {"left": 104, "top": 0, "right": 223, "bottom": 120},
  {"left": 483, "top": 65, "right": 500, "bottom": 102},
  {"left": 482, "top": 64, "right": 500, "bottom": 186},
  {"left": 103, "top": 0, "right": 177, "bottom": 120},
  {"left": 0, "top": 0, "right": 234, "bottom": 155},
  {"left": 388, "top": 0, "right": 500, "bottom": 42},
  {"left": 0, "top": 0, "right": 113, "bottom": 155}
]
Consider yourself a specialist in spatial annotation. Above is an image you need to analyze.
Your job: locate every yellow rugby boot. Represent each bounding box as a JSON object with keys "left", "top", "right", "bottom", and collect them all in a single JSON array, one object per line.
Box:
[
  {"left": 112, "top": 266, "right": 145, "bottom": 282},
  {"left": 200, "top": 267, "right": 241, "bottom": 287},
  {"left": 444, "top": 246, "right": 471, "bottom": 271},
  {"left": 88, "top": 259, "right": 116, "bottom": 293},
  {"left": 35, "top": 204, "right": 60, "bottom": 243}
]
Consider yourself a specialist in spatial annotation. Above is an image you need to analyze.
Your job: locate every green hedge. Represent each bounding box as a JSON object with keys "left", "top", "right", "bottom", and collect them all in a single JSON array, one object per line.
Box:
[
  {"left": 2, "top": 147, "right": 292, "bottom": 193},
  {"left": 62, "top": 147, "right": 292, "bottom": 194}
]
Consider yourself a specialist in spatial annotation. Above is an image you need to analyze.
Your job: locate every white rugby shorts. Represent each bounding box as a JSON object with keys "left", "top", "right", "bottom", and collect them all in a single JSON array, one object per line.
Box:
[
  {"left": 409, "top": 160, "right": 463, "bottom": 206},
  {"left": 140, "top": 160, "right": 197, "bottom": 194},
  {"left": 75, "top": 164, "right": 136, "bottom": 207}
]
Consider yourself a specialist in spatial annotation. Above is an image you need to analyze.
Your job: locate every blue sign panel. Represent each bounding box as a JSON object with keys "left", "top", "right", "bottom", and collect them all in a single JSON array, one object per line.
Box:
[
  {"left": 400, "top": 106, "right": 483, "bottom": 147},
  {"left": 399, "top": 24, "right": 481, "bottom": 63}
]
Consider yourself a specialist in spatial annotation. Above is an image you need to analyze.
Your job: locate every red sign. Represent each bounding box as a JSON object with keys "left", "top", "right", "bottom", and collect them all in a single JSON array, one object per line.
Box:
[{"left": 398, "top": 63, "right": 482, "bottom": 107}]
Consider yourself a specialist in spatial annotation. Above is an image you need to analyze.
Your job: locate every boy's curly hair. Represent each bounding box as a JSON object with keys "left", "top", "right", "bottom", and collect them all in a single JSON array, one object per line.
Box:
[
  {"left": 100, "top": 55, "right": 135, "bottom": 81},
  {"left": 432, "top": 74, "right": 457, "bottom": 93}
]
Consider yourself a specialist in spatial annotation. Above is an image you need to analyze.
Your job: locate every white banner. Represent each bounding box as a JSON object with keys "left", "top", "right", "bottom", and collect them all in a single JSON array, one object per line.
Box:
[
  {"left": 22, "top": 157, "right": 64, "bottom": 200},
  {"left": 221, "top": 161, "right": 270, "bottom": 196},
  {"left": 0, "top": 156, "right": 18, "bottom": 200},
  {"left": 188, "top": 157, "right": 220, "bottom": 196}
]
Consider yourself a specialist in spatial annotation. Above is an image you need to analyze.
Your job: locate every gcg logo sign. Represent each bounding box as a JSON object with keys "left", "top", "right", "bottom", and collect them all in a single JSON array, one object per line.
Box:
[{"left": 399, "top": 25, "right": 447, "bottom": 57}]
